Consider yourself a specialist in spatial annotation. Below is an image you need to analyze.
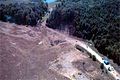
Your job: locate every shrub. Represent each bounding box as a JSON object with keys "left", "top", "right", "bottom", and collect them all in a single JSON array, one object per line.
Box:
[{"left": 92, "top": 55, "right": 96, "bottom": 61}]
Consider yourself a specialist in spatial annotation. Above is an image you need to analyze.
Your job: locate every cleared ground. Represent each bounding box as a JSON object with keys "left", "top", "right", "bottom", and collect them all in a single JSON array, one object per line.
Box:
[{"left": 0, "top": 21, "right": 113, "bottom": 80}]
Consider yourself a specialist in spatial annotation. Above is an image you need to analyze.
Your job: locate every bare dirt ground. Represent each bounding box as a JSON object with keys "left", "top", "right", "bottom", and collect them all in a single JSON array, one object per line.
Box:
[{"left": 0, "top": 21, "right": 113, "bottom": 80}]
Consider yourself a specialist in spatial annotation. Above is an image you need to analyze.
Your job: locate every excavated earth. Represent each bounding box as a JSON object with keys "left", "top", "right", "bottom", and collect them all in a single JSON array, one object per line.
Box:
[{"left": 0, "top": 21, "right": 113, "bottom": 80}]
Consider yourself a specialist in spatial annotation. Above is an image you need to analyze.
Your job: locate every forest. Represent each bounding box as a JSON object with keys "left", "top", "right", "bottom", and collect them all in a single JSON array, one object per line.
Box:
[
  {"left": 46, "top": 0, "right": 120, "bottom": 65},
  {"left": 0, "top": 0, "right": 48, "bottom": 26}
]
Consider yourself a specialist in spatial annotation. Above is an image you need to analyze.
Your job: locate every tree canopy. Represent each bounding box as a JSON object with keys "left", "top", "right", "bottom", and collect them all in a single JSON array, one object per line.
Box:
[
  {"left": 0, "top": 1, "right": 48, "bottom": 26},
  {"left": 46, "top": 0, "right": 120, "bottom": 65}
]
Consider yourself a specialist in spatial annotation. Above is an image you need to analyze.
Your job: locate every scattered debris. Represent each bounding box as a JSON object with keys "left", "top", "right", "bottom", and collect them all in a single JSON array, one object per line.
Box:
[{"left": 38, "top": 41, "right": 43, "bottom": 45}]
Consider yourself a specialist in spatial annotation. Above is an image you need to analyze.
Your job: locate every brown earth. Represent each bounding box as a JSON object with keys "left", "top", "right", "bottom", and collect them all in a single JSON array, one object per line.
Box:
[{"left": 0, "top": 21, "right": 112, "bottom": 80}]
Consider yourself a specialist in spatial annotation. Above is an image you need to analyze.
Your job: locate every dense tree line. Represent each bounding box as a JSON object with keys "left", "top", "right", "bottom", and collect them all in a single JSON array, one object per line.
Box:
[
  {"left": 46, "top": 0, "right": 120, "bottom": 65},
  {"left": 0, "top": 1, "right": 48, "bottom": 26}
]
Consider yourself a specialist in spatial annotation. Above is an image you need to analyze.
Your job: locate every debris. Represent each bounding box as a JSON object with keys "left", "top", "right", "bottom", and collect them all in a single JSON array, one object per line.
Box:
[{"left": 38, "top": 41, "right": 43, "bottom": 45}]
